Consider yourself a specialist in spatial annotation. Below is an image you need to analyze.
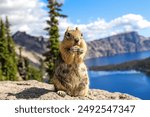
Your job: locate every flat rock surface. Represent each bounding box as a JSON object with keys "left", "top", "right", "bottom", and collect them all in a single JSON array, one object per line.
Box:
[{"left": 0, "top": 80, "right": 139, "bottom": 100}]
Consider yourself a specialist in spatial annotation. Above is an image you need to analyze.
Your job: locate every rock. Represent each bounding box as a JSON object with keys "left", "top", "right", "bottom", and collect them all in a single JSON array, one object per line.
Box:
[
  {"left": 13, "top": 31, "right": 46, "bottom": 54},
  {"left": 13, "top": 31, "right": 46, "bottom": 67},
  {"left": 0, "top": 80, "right": 139, "bottom": 100},
  {"left": 87, "top": 31, "right": 150, "bottom": 59}
]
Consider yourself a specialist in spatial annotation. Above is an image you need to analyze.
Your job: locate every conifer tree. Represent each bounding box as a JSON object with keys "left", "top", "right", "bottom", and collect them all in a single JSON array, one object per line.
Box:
[
  {"left": 0, "top": 19, "right": 2, "bottom": 80},
  {"left": 17, "top": 46, "right": 27, "bottom": 80},
  {"left": 0, "top": 17, "right": 18, "bottom": 81},
  {"left": 39, "top": 58, "right": 44, "bottom": 79},
  {"left": 44, "top": 0, "right": 66, "bottom": 82},
  {"left": 0, "top": 18, "right": 8, "bottom": 80},
  {"left": 5, "top": 17, "right": 18, "bottom": 80},
  {"left": 0, "top": 20, "right": 3, "bottom": 80},
  {"left": 0, "top": 65, "right": 2, "bottom": 80}
]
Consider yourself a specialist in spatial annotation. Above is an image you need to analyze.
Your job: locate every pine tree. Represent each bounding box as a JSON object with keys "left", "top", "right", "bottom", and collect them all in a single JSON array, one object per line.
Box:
[
  {"left": 0, "top": 19, "right": 2, "bottom": 80},
  {"left": 0, "top": 17, "right": 18, "bottom": 81},
  {"left": 44, "top": 0, "right": 67, "bottom": 82},
  {"left": 0, "top": 66, "right": 2, "bottom": 80},
  {"left": 0, "top": 18, "right": 8, "bottom": 80},
  {"left": 17, "top": 46, "right": 27, "bottom": 80},
  {"left": 0, "top": 23, "right": 3, "bottom": 80},
  {"left": 5, "top": 17, "right": 18, "bottom": 80},
  {"left": 39, "top": 58, "right": 44, "bottom": 79}
]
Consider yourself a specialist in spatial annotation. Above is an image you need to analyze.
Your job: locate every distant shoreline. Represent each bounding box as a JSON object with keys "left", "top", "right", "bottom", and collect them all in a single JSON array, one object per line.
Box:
[{"left": 89, "top": 57, "right": 150, "bottom": 75}]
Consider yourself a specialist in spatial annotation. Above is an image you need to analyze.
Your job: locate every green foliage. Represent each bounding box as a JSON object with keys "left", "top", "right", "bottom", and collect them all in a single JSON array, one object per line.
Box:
[
  {"left": 39, "top": 58, "right": 45, "bottom": 77},
  {"left": 5, "top": 17, "right": 18, "bottom": 80},
  {"left": 0, "top": 17, "right": 43, "bottom": 81},
  {"left": 17, "top": 47, "right": 27, "bottom": 80},
  {"left": 24, "top": 58, "right": 43, "bottom": 82},
  {"left": 44, "top": 0, "right": 67, "bottom": 82},
  {"left": 27, "top": 66, "right": 43, "bottom": 82},
  {"left": 0, "top": 17, "right": 18, "bottom": 81},
  {"left": 0, "top": 66, "right": 5, "bottom": 81},
  {"left": 17, "top": 53, "right": 43, "bottom": 81}
]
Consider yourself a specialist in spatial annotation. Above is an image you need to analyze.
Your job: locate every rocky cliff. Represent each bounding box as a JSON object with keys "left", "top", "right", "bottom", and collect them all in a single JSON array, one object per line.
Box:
[
  {"left": 13, "top": 31, "right": 46, "bottom": 54},
  {"left": 12, "top": 31, "right": 150, "bottom": 60},
  {"left": 0, "top": 80, "right": 139, "bottom": 100},
  {"left": 87, "top": 31, "right": 150, "bottom": 59},
  {"left": 13, "top": 31, "right": 47, "bottom": 66}
]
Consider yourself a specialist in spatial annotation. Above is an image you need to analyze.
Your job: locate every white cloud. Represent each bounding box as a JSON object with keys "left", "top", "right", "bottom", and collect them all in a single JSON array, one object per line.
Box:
[
  {"left": 0, "top": 0, "right": 47, "bottom": 36},
  {"left": 1, "top": 0, "right": 150, "bottom": 42},
  {"left": 110, "top": 14, "right": 150, "bottom": 30},
  {"left": 59, "top": 14, "right": 150, "bottom": 41}
]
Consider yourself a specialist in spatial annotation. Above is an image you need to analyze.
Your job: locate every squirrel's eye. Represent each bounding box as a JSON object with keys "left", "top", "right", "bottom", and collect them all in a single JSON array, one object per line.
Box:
[
  {"left": 81, "top": 33, "right": 83, "bottom": 36},
  {"left": 66, "top": 33, "right": 70, "bottom": 37}
]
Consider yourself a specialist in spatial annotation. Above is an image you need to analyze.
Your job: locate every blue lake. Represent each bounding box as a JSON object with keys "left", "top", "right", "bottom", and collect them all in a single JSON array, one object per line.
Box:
[
  {"left": 86, "top": 50, "right": 150, "bottom": 67},
  {"left": 86, "top": 51, "right": 150, "bottom": 100}
]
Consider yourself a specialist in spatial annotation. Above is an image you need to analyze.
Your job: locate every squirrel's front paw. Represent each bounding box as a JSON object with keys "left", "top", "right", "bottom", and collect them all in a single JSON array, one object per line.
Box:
[
  {"left": 69, "top": 46, "right": 84, "bottom": 54},
  {"left": 70, "top": 46, "right": 80, "bottom": 52},
  {"left": 77, "top": 48, "right": 84, "bottom": 55}
]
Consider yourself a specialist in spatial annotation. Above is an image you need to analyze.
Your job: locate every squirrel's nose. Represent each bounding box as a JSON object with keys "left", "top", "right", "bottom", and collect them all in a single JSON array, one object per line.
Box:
[{"left": 75, "top": 38, "right": 79, "bottom": 43}]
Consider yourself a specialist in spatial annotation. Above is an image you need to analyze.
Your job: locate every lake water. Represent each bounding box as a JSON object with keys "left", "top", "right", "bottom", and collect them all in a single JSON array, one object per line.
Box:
[
  {"left": 86, "top": 51, "right": 150, "bottom": 100},
  {"left": 86, "top": 50, "right": 150, "bottom": 67}
]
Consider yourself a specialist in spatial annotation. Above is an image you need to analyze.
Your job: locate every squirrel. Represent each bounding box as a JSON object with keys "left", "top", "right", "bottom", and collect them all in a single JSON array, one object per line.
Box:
[
  {"left": 52, "top": 27, "right": 89, "bottom": 97},
  {"left": 59, "top": 27, "right": 87, "bottom": 65}
]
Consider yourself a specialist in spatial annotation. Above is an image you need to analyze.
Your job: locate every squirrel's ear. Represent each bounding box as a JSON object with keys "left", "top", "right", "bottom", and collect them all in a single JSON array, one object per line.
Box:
[
  {"left": 66, "top": 27, "right": 70, "bottom": 32},
  {"left": 75, "top": 27, "right": 79, "bottom": 30}
]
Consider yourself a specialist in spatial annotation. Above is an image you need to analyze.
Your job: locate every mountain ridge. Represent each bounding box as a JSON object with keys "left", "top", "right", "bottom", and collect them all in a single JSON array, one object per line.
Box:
[
  {"left": 13, "top": 31, "right": 47, "bottom": 54},
  {"left": 87, "top": 31, "right": 150, "bottom": 59},
  {"left": 12, "top": 31, "right": 150, "bottom": 61}
]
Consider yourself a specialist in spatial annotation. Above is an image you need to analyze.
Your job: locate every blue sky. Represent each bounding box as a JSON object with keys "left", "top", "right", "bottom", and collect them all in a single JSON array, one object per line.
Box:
[
  {"left": 43, "top": 0, "right": 150, "bottom": 40},
  {"left": 1, "top": 0, "right": 150, "bottom": 41},
  {"left": 59, "top": 0, "right": 150, "bottom": 40},
  {"left": 61, "top": 0, "right": 150, "bottom": 23}
]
